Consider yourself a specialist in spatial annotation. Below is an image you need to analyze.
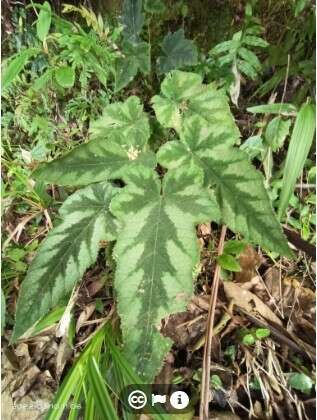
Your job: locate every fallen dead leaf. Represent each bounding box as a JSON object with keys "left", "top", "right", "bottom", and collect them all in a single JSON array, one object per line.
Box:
[
  {"left": 223, "top": 282, "right": 282, "bottom": 326},
  {"left": 234, "top": 245, "right": 262, "bottom": 283},
  {"left": 76, "top": 303, "right": 96, "bottom": 333}
]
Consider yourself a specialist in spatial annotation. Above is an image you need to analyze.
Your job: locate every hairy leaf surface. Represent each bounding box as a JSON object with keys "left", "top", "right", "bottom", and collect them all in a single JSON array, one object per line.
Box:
[
  {"left": 158, "top": 116, "right": 291, "bottom": 257},
  {"left": 111, "top": 165, "right": 220, "bottom": 380},
  {"left": 13, "top": 183, "right": 119, "bottom": 341},
  {"left": 157, "top": 29, "right": 198, "bottom": 74},
  {"left": 34, "top": 96, "right": 154, "bottom": 186},
  {"left": 152, "top": 70, "right": 239, "bottom": 138}
]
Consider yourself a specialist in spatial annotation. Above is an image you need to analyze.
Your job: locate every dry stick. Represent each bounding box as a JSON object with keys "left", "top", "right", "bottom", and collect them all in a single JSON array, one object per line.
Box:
[{"left": 199, "top": 225, "right": 227, "bottom": 420}]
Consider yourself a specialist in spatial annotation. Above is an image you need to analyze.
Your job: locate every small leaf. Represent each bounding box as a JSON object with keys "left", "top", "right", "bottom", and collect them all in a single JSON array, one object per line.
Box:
[
  {"left": 12, "top": 182, "right": 119, "bottom": 341},
  {"left": 224, "top": 240, "right": 247, "bottom": 256},
  {"left": 55, "top": 66, "right": 75, "bottom": 88},
  {"left": 36, "top": 1, "right": 52, "bottom": 41},
  {"left": 288, "top": 373, "right": 314, "bottom": 394},
  {"left": 242, "top": 334, "right": 255, "bottom": 345},
  {"left": 144, "top": 0, "right": 166, "bottom": 14},
  {"left": 111, "top": 164, "right": 219, "bottom": 381},
  {"left": 122, "top": 0, "right": 144, "bottom": 42},
  {"left": 157, "top": 29, "right": 198, "bottom": 74},
  {"left": 115, "top": 41, "right": 150, "bottom": 91},
  {"left": 247, "top": 103, "right": 297, "bottom": 116},
  {"left": 255, "top": 328, "right": 270, "bottom": 339},
  {"left": 210, "top": 375, "right": 223, "bottom": 390},
  {"left": 243, "top": 35, "right": 269, "bottom": 48},
  {"left": 2, "top": 48, "right": 39, "bottom": 90},
  {"left": 265, "top": 117, "right": 291, "bottom": 151},
  {"left": 217, "top": 254, "right": 241, "bottom": 272},
  {"left": 240, "top": 135, "right": 264, "bottom": 159}
]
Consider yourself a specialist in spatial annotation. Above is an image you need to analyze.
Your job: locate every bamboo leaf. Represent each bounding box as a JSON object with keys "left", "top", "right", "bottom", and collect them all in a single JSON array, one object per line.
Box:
[
  {"left": 247, "top": 103, "right": 297, "bottom": 116},
  {"left": 87, "top": 356, "right": 119, "bottom": 420},
  {"left": 2, "top": 48, "right": 39, "bottom": 90},
  {"left": 278, "top": 103, "right": 316, "bottom": 219}
]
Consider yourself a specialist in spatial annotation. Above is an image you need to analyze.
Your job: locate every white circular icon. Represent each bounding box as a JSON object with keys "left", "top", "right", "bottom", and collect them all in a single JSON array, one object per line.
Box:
[
  {"left": 170, "top": 391, "right": 189, "bottom": 409},
  {"left": 128, "top": 390, "right": 147, "bottom": 409}
]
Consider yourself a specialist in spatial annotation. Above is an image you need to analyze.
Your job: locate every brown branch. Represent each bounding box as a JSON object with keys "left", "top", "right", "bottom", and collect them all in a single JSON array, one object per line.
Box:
[{"left": 199, "top": 225, "right": 227, "bottom": 420}]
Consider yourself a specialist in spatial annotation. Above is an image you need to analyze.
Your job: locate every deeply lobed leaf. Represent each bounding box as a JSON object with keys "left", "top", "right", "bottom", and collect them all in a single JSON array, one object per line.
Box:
[
  {"left": 111, "top": 164, "right": 220, "bottom": 381},
  {"left": 158, "top": 115, "right": 292, "bottom": 257},
  {"left": 12, "top": 182, "right": 119, "bottom": 341},
  {"left": 151, "top": 70, "right": 240, "bottom": 139},
  {"left": 34, "top": 96, "right": 154, "bottom": 186},
  {"left": 157, "top": 29, "right": 198, "bottom": 74}
]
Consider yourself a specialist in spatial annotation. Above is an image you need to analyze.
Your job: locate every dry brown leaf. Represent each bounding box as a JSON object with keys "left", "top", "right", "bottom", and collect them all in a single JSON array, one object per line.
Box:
[
  {"left": 234, "top": 245, "right": 262, "bottom": 283},
  {"left": 223, "top": 282, "right": 282, "bottom": 326},
  {"left": 76, "top": 303, "right": 96, "bottom": 333},
  {"left": 11, "top": 365, "right": 41, "bottom": 399},
  {"left": 56, "top": 336, "right": 73, "bottom": 379}
]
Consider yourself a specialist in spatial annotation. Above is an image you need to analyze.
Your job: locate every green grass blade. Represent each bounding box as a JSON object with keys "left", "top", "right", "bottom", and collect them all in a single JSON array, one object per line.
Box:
[
  {"left": 247, "top": 103, "right": 297, "bottom": 116},
  {"left": 278, "top": 103, "right": 316, "bottom": 219},
  {"left": 87, "top": 356, "right": 119, "bottom": 420}
]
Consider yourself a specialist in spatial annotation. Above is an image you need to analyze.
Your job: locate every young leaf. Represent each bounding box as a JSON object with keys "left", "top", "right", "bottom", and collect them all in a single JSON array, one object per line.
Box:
[
  {"left": 36, "top": 1, "right": 52, "bottom": 41},
  {"left": 2, "top": 48, "right": 39, "bottom": 90},
  {"left": 278, "top": 103, "right": 316, "bottom": 219},
  {"left": 217, "top": 254, "right": 241, "bottom": 272},
  {"left": 152, "top": 70, "right": 239, "bottom": 138},
  {"left": 12, "top": 182, "right": 119, "bottom": 341},
  {"left": 55, "top": 65, "right": 75, "bottom": 88},
  {"left": 288, "top": 373, "right": 314, "bottom": 394},
  {"left": 122, "top": 0, "right": 144, "bottom": 42},
  {"left": 111, "top": 165, "right": 220, "bottom": 381},
  {"left": 158, "top": 115, "right": 292, "bottom": 257},
  {"left": 157, "top": 29, "right": 198, "bottom": 74},
  {"left": 115, "top": 41, "right": 150, "bottom": 92},
  {"left": 144, "top": 0, "right": 166, "bottom": 14},
  {"left": 264, "top": 117, "right": 291, "bottom": 151},
  {"left": 255, "top": 328, "right": 270, "bottom": 339}
]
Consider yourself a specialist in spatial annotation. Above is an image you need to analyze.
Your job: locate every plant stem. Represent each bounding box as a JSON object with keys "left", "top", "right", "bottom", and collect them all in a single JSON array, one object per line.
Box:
[{"left": 199, "top": 225, "right": 227, "bottom": 420}]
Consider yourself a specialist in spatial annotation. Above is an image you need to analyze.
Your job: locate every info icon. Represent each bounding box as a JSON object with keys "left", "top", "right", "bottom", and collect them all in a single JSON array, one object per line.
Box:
[{"left": 170, "top": 391, "right": 190, "bottom": 410}]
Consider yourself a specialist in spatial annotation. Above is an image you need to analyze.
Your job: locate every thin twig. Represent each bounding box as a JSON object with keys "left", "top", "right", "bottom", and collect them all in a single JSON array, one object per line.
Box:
[{"left": 199, "top": 225, "right": 227, "bottom": 420}]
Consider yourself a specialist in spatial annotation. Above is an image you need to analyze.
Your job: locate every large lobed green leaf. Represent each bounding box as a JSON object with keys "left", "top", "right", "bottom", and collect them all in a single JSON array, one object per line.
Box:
[
  {"left": 152, "top": 70, "right": 240, "bottom": 138},
  {"left": 158, "top": 115, "right": 292, "bottom": 257},
  {"left": 34, "top": 96, "right": 155, "bottom": 186},
  {"left": 12, "top": 182, "right": 119, "bottom": 341},
  {"left": 111, "top": 165, "right": 220, "bottom": 381}
]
